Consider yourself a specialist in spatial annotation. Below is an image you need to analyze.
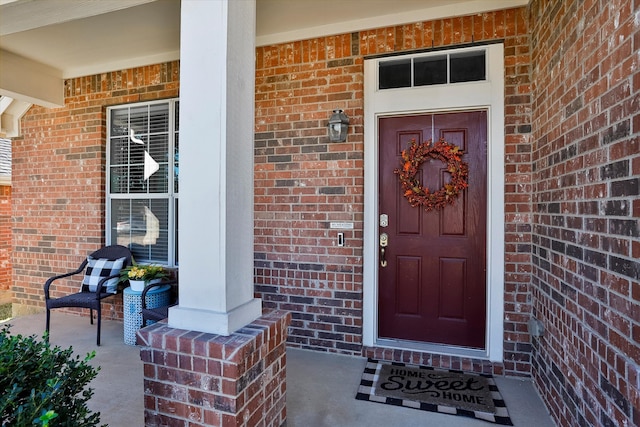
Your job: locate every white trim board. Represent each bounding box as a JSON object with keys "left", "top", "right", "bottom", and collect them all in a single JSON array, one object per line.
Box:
[{"left": 363, "top": 43, "right": 505, "bottom": 362}]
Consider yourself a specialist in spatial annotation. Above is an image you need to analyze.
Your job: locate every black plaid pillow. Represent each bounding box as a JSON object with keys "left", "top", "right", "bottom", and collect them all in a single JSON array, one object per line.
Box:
[{"left": 82, "top": 256, "right": 126, "bottom": 293}]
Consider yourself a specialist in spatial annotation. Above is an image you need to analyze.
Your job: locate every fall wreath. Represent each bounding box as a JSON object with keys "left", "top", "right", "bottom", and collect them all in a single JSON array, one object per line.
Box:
[{"left": 394, "top": 138, "right": 469, "bottom": 212}]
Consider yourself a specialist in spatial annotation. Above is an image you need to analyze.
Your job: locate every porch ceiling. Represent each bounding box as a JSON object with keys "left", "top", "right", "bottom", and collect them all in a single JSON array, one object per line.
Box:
[{"left": 0, "top": 0, "right": 527, "bottom": 110}]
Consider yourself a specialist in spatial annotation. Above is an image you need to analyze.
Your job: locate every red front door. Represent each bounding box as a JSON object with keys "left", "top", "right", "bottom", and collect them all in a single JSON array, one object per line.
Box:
[{"left": 378, "top": 111, "right": 487, "bottom": 349}]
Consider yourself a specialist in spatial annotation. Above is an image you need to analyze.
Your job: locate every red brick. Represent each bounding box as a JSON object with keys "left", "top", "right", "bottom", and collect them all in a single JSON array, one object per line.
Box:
[
  {"left": 139, "top": 313, "right": 289, "bottom": 427},
  {"left": 0, "top": 185, "right": 10, "bottom": 292}
]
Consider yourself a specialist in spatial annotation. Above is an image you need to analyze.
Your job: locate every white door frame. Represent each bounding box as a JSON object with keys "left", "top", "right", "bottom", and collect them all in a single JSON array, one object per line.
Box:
[{"left": 363, "top": 43, "right": 505, "bottom": 362}]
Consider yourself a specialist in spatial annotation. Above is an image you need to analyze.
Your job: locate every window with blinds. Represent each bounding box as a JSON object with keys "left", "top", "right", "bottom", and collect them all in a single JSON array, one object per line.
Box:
[{"left": 106, "top": 99, "right": 179, "bottom": 266}]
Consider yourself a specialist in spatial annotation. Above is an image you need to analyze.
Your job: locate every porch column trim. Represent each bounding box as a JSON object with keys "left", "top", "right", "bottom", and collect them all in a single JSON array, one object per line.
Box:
[{"left": 169, "top": 0, "right": 261, "bottom": 335}]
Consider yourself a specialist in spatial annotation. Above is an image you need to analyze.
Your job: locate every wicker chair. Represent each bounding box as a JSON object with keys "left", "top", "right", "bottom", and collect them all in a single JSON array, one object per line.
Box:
[
  {"left": 44, "top": 245, "right": 133, "bottom": 346},
  {"left": 140, "top": 279, "right": 178, "bottom": 327}
]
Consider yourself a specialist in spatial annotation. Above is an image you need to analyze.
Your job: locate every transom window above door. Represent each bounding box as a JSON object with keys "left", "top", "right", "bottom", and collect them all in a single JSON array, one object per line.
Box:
[
  {"left": 106, "top": 99, "right": 179, "bottom": 267},
  {"left": 378, "top": 48, "right": 486, "bottom": 89}
]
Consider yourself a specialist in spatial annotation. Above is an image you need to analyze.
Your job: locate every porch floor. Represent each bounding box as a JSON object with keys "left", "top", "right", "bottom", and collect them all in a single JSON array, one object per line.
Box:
[{"left": 2, "top": 312, "right": 554, "bottom": 426}]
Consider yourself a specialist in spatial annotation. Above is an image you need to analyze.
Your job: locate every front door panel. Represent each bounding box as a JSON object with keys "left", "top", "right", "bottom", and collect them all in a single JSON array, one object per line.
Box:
[{"left": 378, "top": 111, "right": 487, "bottom": 349}]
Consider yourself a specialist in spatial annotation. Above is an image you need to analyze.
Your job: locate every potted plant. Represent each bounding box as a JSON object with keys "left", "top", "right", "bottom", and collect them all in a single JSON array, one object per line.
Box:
[{"left": 119, "top": 264, "right": 167, "bottom": 292}]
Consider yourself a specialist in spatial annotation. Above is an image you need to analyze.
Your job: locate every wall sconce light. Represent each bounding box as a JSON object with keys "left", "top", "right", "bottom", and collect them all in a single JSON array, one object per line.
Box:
[{"left": 327, "top": 109, "right": 349, "bottom": 142}]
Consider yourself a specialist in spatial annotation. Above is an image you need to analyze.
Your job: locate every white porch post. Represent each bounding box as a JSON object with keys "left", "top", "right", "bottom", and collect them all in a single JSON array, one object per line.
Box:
[{"left": 169, "top": 0, "right": 262, "bottom": 335}]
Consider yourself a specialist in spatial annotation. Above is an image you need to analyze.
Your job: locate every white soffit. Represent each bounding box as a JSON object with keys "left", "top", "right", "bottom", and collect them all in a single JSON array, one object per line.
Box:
[
  {"left": 0, "top": 0, "right": 529, "bottom": 81},
  {"left": 0, "top": 0, "right": 529, "bottom": 111},
  {"left": 256, "top": 0, "right": 529, "bottom": 46},
  {"left": 0, "top": 0, "right": 181, "bottom": 79},
  {"left": 0, "top": 50, "right": 62, "bottom": 107},
  {"left": 0, "top": 0, "right": 158, "bottom": 36}
]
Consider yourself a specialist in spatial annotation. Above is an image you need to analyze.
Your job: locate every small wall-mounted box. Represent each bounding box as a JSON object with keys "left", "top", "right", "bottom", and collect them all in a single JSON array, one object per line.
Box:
[{"left": 528, "top": 317, "right": 544, "bottom": 338}]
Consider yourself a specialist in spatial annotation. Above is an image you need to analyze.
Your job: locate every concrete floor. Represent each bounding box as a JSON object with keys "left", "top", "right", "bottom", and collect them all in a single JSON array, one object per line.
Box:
[{"left": 2, "top": 312, "right": 555, "bottom": 426}]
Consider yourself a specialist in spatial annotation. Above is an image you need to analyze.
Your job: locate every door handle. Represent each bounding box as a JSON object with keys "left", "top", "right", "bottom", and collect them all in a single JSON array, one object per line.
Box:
[
  {"left": 380, "top": 233, "right": 388, "bottom": 267},
  {"left": 380, "top": 247, "right": 387, "bottom": 268}
]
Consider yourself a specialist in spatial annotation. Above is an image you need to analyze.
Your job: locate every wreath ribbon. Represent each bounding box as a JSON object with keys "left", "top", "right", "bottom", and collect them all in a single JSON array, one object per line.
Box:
[{"left": 394, "top": 138, "right": 469, "bottom": 212}]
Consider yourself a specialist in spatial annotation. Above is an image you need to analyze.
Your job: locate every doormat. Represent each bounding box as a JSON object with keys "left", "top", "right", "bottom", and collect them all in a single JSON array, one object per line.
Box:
[{"left": 356, "top": 359, "right": 513, "bottom": 425}]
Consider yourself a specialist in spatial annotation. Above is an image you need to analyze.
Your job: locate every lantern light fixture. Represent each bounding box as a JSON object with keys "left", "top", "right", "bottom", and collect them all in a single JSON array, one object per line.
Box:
[{"left": 327, "top": 109, "right": 349, "bottom": 142}]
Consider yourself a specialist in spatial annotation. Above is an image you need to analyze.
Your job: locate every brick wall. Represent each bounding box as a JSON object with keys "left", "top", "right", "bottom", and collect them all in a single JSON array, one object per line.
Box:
[
  {"left": 254, "top": 7, "right": 534, "bottom": 374},
  {"left": 253, "top": 34, "right": 365, "bottom": 355},
  {"left": 138, "top": 310, "right": 290, "bottom": 427},
  {"left": 529, "top": 0, "right": 639, "bottom": 426},
  {"left": 0, "top": 185, "right": 10, "bottom": 292},
  {"left": 12, "top": 62, "right": 179, "bottom": 318}
]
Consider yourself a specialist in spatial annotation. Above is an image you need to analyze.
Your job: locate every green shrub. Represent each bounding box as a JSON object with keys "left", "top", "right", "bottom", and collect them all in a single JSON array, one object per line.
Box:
[{"left": 0, "top": 325, "right": 105, "bottom": 427}]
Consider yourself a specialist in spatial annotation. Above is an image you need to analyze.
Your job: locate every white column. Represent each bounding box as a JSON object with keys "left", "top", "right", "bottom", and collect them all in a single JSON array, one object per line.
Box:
[{"left": 169, "top": 0, "right": 262, "bottom": 335}]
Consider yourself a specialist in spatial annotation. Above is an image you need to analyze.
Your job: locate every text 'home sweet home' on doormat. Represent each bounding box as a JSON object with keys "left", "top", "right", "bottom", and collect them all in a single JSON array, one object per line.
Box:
[{"left": 356, "top": 359, "right": 513, "bottom": 425}]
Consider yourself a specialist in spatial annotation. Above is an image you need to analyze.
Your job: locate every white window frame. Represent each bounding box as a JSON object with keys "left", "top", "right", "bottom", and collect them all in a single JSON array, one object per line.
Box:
[
  {"left": 106, "top": 98, "right": 179, "bottom": 267},
  {"left": 378, "top": 48, "right": 488, "bottom": 89}
]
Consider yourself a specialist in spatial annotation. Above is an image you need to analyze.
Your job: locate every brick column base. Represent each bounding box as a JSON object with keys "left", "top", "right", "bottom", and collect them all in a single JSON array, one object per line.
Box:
[{"left": 137, "top": 310, "right": 291, "bottom": 427}]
